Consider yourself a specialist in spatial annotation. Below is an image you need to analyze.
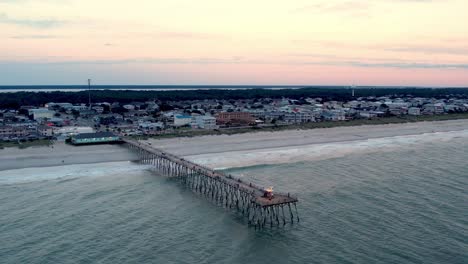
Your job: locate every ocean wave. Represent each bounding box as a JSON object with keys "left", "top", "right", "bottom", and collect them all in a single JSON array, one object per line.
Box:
[
  {"left": 187, "top": 129, "right": 468, "bottom": 169},
  {"left": 0, "top": 161, "right": 151, "bottom": 185}
]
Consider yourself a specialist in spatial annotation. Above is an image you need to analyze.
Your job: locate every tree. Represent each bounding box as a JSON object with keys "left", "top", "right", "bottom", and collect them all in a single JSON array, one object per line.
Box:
[
  {"left": 159, "top": 103, "right": 174, "bottom": 111},
  {"left": 71, "top": 109, "right": 80, "bottom": 119},
  {"left": 18, "top": 108, "right": 29, "bottom": 116},
  {"left": 112, "top": 106, "right": 128, "bottom": 115},
  {"left": 101, "top": 104, "right": 111, "bottom": 114}
]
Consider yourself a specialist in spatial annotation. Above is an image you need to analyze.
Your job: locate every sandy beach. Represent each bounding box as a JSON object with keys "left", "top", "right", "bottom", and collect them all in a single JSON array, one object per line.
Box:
[
  {"left": 1, "top": 119, "right": 467, "bottom": 171},
  {"left": 0, "top": 143, "right": 138, "bottom": 171},
  {"left": 147, "top": 119, "right": 468, "bottom": 168}
]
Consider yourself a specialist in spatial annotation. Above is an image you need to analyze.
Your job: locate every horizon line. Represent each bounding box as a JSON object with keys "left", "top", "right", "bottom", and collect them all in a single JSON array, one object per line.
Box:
[{"left": 0, "top": 85, "right": 467, "bottom": 89}]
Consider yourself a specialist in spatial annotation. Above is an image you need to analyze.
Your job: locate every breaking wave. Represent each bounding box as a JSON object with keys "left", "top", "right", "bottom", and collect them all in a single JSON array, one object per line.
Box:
[
  {"left": 188, "top": 129, "right": 468, "bottom": 169},
  {"left": 0, "top": 161, "right": 152, "bottom": 185}
]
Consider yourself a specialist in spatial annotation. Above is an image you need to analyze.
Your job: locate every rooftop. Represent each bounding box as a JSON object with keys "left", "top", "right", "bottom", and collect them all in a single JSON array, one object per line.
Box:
[{"left": 73, "top": 132, "right": 118, "bottom": 139}]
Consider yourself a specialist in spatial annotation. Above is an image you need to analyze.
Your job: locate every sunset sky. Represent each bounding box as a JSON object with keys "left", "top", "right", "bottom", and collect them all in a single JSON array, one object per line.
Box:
[{"left": 1, "top": 0, "right": 467, "bottom": 86}]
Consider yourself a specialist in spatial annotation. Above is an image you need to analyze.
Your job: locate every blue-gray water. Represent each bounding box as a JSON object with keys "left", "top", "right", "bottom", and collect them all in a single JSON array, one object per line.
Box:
[{"left": 0, "top": 137, "right": 467, "bottom": 263}]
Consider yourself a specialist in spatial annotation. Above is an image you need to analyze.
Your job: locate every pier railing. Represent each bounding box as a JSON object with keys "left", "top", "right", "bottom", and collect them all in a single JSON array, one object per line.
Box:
[{"left": 123, "top": 138, "right": 299, "bottom": 228}]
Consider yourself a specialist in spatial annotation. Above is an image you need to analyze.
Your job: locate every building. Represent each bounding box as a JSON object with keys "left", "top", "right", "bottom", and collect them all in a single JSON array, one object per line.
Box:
[
  {"left": 0, "top": 125, "right": 30, "bottom": 139},
  {"left": 45, "top": 102, "right": 73, "bottom": 110},
  {"left": 79, "top": 109, "right": 96, "bottom": 117},
  {"left": 123, "top": 104, "right": 136, "bottom": 110},
  {"left": 321, "top": 110, "right": 346, "bottom": 121},
  {"left": 422, "top": 103, "right": 445, "bottom": 115},
  {"left": 174, "top": 114, "right": 192, "bottom": 127},
  {"left": 138, "top": 121, "right": 164, "bottom": 130},
  {"left": 92, "top": 106, "right": 104, "bottom": 114},
  {"left": 37, "top": 125, "right": 54, "bottom": 137},
  {"left": 71, "top": 132, "right": 121, "bottom": 145},
  {"left": 55, "top": 126, "right": 94, "bottom": 137},
  {"left": 283, "top": 112, "right": 315, "bottom": 124},
  {"left": 191, "top": 115, "right": 218, "bottom": 129},
  {"left": 387, "top": 103, "right": 409, "bottom": 116},
  {"left": 408, "top": 107, "right": 421, "bottom": 116},
  {"left": 216, "top": 112, "right": 255, "bottom": 125},
  {"left": 29, "top": 108, "right": 55, "bottom": 120}
]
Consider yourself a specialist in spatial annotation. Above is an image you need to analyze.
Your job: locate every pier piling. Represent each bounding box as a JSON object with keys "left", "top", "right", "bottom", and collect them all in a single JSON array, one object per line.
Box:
[{"left": 123, "top": 139, "right": 299, "bottom": 228}]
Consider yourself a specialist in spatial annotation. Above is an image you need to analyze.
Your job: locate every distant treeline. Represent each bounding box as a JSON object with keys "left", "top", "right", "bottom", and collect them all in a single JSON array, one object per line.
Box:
[{"left": 1, "top": 87, "right": 468, "bottom": 109}]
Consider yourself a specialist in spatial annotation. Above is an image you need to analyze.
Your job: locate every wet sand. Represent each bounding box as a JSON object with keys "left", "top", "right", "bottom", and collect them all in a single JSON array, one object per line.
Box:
[
  {"left": 147, "top": 119, "right": 468, "bottom": 168},
  {"left": 0, "top": 143, "right": 138, "bottom": 171}
]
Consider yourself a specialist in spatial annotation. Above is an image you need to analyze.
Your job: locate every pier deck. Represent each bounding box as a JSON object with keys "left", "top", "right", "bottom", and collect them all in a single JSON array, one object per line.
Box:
[{"left": 123, "top": 138, "right": 299, "bottom": 228}]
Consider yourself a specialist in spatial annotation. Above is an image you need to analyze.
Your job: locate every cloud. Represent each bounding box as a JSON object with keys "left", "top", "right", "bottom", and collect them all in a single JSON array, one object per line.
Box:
[
  {"left": 288, "top": 51, "right": 468, "bottom": 69},
  {"left": 337, "top": 61, "right": 468, "bottom": 69},
  {"left": 293, "top": 1, "right": 370, "bottom": 13},
  {"left": 0, "top": 0, "right": 69, "bottom": 3},
  {"left": 10, "top": 35, "right": 61, "bottom": 39},
  {"left": 292, "top": 39, "right": 468, "bottom": 57},
  {"left": 292, "top": 0, "right": 442, "bottom": 15},
  {"left": 0, "top": 13, "right": 66, "bottom": 28},
  {"left": 155, "top": 31, "right": 225, "bottom": 40},
  {"left": 6, "top": 56, "right": 468, "bottom": 70},
  {"left": 384, "top": 46, "right": 468, "bottom": 56}
]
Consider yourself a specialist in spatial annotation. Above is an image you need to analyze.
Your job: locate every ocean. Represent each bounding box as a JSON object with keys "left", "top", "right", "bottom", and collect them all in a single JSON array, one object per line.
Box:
[{"left": 0, "top": 133, "right": 467, "bottom": 263}]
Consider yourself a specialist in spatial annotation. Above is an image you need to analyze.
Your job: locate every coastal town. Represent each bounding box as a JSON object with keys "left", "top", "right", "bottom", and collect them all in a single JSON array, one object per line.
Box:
[{"left": 1, "top": 93, "right": 468, "bottom": 145}]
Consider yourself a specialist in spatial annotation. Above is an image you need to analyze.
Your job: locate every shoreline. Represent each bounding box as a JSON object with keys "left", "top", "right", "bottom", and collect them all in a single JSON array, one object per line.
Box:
[
  {"left": 133, "top": 113, "right": 468, "bottom": 140},
  {"left": 1, "top": 119, "right": 467, "bottom": 171},
  {"left": 0, "top": 143, "right": 138, "bottom": 171},
  {"left": 148, "top": 119, "right": 468, "bottom": 169},
  {"left": 148, "top": 119, "right": 468, "bottom": 156}
]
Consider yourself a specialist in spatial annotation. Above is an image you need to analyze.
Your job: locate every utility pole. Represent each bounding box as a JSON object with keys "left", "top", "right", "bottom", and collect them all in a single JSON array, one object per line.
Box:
[{"left": 88, "top": 79, "right": 91, "bottom": 110}]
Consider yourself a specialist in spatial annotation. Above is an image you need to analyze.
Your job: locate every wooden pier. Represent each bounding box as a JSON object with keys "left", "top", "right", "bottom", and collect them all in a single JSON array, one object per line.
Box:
[{"left": 123, "top": 139, "right": 299, "bottom": 228}]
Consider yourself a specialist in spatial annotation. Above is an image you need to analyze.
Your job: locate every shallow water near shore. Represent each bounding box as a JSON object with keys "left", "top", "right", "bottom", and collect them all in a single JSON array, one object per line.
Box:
[{"left": 0, "top": 134, "right": 467, "bottom": 263}]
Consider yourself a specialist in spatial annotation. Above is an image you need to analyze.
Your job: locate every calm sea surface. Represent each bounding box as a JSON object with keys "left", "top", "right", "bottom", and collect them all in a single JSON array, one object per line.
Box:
[{"left": 0, "top": 135, "right": 467, "bottom": 263}]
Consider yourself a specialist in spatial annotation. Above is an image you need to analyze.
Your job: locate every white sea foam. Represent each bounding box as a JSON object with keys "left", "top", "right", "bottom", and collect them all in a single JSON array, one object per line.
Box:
[
  {"left": 0, "top": 161, "right": 151, "bottom": 185},
  {"left": 187, "top": 129, "right": 468, "bottom": 169},
  {"left": 1, "top": 128, "right": 467, "bottom": 183}
]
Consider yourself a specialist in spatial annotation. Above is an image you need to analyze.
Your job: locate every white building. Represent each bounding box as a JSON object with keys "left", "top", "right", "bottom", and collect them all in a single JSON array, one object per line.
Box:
[
  {"left": 55, "top": 126, "right": 94, "bottom": 137},
  {"left": 174, "top": 114, "right": 192, "bottom": 127},
  {"left": 408, "top": 107, "right": 421, "bottom": 116},
  {"left": 29, "top": 108, "right": 55, "bottom": 120},
  {"left": 73, "top": 105, "right": 88, "bottom": 111},
  {"left": 322, "top": 109, "right": 346, "bottom": 121},
  {"left": 138, "top": 121, "right": 164, "bottom": 130},
  {"left": 191, "top": 115, "right": 218, "bottom": 129},
  {"left": 92, "top": 106, "right": 104, "bottom": 114},
  {"left": 38, "top": 126, "right": 54, "bottom": 137},
  {"left": 123, "top": 104, "right": 135, "bottom": 110},
  {"left": 283, "top": 112, "right": 315, "bottom": 124}
]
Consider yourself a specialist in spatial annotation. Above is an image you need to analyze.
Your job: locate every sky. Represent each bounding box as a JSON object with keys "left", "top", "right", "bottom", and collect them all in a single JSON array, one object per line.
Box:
[{"left": 0, "top": 0, "right": 467, "bottom": 86}]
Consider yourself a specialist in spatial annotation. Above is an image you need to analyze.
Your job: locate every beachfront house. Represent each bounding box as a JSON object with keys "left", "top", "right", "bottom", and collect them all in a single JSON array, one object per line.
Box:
[
  {"left": 191, "top": 115, "right": 218, "bottom": 129},
  {"left": 174, "top": 114, "right": 192, "bottom": 127},
  {"left": 71, "top": 132, "right": 121, "bottom": 145},
  {"left": 408, "top": 107, "right": 421, "bottom": 116}
]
